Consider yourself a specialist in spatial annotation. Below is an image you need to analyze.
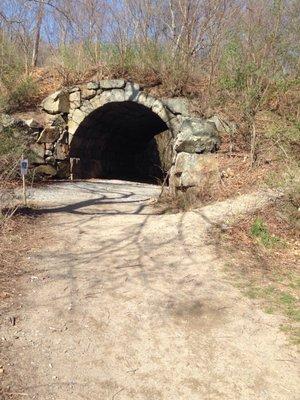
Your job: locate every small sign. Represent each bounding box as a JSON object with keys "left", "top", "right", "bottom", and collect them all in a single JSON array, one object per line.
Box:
[{"left": 20, "top": 159, "right": 29, "bottom": 176}]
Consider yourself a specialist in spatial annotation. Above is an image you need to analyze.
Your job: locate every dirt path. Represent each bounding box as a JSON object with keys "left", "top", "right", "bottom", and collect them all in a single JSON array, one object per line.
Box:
[{"left": 1, "top": 180, "right": 299, "bottom": 399}]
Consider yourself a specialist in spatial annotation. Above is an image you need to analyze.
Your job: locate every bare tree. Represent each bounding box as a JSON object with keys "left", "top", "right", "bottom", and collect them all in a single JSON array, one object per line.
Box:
[{"left": 31, "top": 0, "right": 44, "bottom": 67}]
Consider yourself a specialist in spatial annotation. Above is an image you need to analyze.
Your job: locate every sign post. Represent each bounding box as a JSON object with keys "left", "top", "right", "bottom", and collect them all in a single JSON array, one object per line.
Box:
[{"left": 20, "top": 156, "right": 29, "bottom": 206}]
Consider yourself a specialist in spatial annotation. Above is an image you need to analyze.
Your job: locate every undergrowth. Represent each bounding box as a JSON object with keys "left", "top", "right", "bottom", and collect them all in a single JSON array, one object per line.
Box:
[
  {"left": 214, "top": 201, "right": 300, "bottom": 346},
  {"left": 250, "top": 217, "right": 282, "bottom": 248}
]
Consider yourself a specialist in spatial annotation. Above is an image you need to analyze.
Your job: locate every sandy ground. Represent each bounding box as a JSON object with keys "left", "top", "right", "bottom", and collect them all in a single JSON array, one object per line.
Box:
[{"left": 1, "top": 180, "right": 299, "bottom": 399}]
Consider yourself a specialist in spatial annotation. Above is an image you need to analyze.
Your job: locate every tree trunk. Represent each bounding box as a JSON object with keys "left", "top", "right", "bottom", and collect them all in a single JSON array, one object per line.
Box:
[{"left": 31, "top": 2, "right": 44, "bottom": 68}]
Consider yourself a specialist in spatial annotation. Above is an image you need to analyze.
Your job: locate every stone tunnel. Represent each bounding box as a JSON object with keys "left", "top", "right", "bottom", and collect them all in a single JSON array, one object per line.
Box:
[
  {"left": 35, "top": 79, "right": 220, "bottom": 191},
  {"left": 69, "top": 101, "right": 171, "bottom": 183}
]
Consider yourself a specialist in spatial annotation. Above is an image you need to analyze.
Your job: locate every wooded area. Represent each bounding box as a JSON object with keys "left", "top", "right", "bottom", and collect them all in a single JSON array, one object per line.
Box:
[
  {"left": 0, "top": 1, "right": 299, "bottom": 180},
  {"left": 0, "top": 0, "right": 299, "bottom": 95}
]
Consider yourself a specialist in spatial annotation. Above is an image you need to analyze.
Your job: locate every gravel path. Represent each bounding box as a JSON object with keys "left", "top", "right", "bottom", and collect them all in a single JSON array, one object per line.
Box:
[{"left": 1, "top": 180, "right": 299, "bottom": 399}]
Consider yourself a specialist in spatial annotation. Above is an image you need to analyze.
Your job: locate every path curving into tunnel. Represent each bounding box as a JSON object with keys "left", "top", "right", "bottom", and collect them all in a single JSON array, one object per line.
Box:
[{"left": 69, "top": 101, "right": 172, "bottom": 183}]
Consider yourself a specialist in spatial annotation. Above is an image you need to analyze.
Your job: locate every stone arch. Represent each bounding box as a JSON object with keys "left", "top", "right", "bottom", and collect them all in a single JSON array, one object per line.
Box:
[
  {"left": 69, "top": 101, "right": 172, "bottom": 182},
  {"left": 39, "top": 79, "right": 220, "bottom": 189},
  {"left": 66, "top": 80, "right": 179, "bottom": 139},
  {"left": 66, "top": 80, "right": 180, "bottom": 181}
]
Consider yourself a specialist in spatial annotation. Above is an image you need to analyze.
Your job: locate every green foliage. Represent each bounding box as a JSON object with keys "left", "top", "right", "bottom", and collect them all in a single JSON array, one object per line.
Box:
[{"left": 250, "top": 218, "right": 281, "bottom": 248}]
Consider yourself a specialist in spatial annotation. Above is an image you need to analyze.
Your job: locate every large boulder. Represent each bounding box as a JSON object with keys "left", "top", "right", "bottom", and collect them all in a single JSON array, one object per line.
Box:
[
  {"left": 175, "top": 118, "right": 220, "bottom": 154},
  {"left": 41, "top": 90, "right": 70, "bottom": 114},
  {"left": 170, "top": 153, "right": 219, "bottom": 189}
]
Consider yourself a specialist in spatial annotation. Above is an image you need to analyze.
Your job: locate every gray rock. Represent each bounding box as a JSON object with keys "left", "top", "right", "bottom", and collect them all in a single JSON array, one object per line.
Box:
[
  {"left": 71, "top": 108, "right": 87, "bottom": 125},
  {"left": 152, "top": 99, "right": 173, "bottom": 124},
  {"left": 0, "top": 114, "right": 26, "bottom": 129},
  {"left": 80, "top": 100, "right": 95, "bottom": 114},
  {"left": 94, "top": 91, "right": 111, "bottom": 106},
  {"left": 162, "top": 98, "right": 190, "bottom": 116},
  {"left": 136, "top": 93, "right": 156, "bottom": 109},
  {"left": 69, "top": 91, "right": 81, "bottom": 109},
  {"left": 69, "top": 86, "right": 80, "bottom": 93},
  {"left": 56, "top": 161, "right": 70, "bottom": 178},
  {"left": 169, "top": 116, "right": 183, "bottom": 133},
  {"left": 207, "top": 115, "right": 236, "bottom": 134},
  {"left": 45, "top": 149, "right": 53, "bottom": 156},
  {"left": 29, "top": 143, "right": 45, "bottom": 164},
  {"left": 45, "top": 156, "right": 56, "bottom": 164},
  {"left": 87, "top": 81, "right": 100, "bottom": 90},
  {"left": 37, "top": 127, "right": 61, "bottom": 143},
  {"left": 0, "top": 114, "right": 16, "bottom": 127},
  {"left": 29, "top": 143, "right": 45, "bottom": 158},
  {"left": 46, "top": 114, "right": 66, "bottom": 127},
  {"left": 55, "top": 143, "right": 69, "bottom": 160},
  {"left": 109, "top": 89, "right": 125, "bottom": 102},
  {"left": 25, "top": 118, "right": 42, "bottom": 130},
  {"left": 68, "top": 120, "right": 79, "bottom": 136},
  {"left": 124, "top": 82, "right": 140, "bottom": 101},
  {"left": 81, "top": 88, "right": 97, "bottom": 100},
  {"left": 57, "top": 131, "right": 69, "bottom": 144},
  {"left": 41, "top": 90, "right": 70, "bottom": 114},
  {"left": 170, "top": 153, "right": 219, "bottom": 189},
  {"left": 34, "top": 164, "right": 57, "bottom": 176},
  {"left": 175, "top": 119, "right": 220, "bottom": 154},
  {"left": 100, "top": 79, "right": 125, "bottom": 90}
]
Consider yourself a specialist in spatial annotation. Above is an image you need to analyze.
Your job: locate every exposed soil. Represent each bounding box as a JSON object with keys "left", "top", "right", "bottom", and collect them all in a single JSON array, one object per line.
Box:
[
  {"left": 0, "top": 212, "right": 45, "bottom": 398},
  {"left": 0, "top": 180, "right": 299, "bottom": 399}
]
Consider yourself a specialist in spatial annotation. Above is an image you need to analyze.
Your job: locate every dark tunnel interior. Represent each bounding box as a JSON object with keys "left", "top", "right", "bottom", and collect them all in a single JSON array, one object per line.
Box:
[{"left": 69, "top": 101, "right": 170, "bottom": 183}]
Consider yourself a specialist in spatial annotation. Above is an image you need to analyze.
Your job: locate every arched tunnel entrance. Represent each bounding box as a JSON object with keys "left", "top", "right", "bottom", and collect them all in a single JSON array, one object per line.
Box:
[{"left": 69, "top": 101, "right": 173, "bottom": 183}]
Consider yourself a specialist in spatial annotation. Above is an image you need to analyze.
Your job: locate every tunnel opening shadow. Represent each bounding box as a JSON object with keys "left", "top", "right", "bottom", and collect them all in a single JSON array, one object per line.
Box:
[{"left": 70, "top": 101, "right": 172, "bottom": 184}]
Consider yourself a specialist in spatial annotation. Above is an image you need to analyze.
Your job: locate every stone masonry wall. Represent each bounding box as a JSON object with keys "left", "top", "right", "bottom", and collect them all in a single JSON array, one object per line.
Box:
[{"left": 1, "top": 79, "right": 222, "bottom": 190}]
